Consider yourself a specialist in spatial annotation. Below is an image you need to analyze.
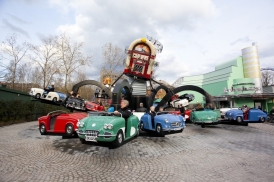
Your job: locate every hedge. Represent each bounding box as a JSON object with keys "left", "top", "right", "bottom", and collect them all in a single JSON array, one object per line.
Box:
[{"left": 0, "top": 100, "right": 69, "bottom": 123}]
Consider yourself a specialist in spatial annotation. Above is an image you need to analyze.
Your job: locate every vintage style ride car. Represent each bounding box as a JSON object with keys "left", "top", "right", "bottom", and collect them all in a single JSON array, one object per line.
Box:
[
  {"left": 140, "top": 111, "right": 185, "bottom": 136},
  {"left": 41, "top": 91, "right": 67, "bottom": 103},
  {"left": 76, "top": 112, "right": 140, "bottom": 147},
  {"left": 190, "top": 109, "right": 219, "bottom": 128},
  {"left": 29, "top": 88, "right": 44, "bottom": 99},
  {"left": 225, "top": 108, "right": 267, "bottom": 123},
  {"left": 85, "top": 101, "right": 104, "bottom": 111},
  {"left": 65, "top": 97, "right": 86, "bottom": 111},
  {"left": 38, "top": 110, "right": 88, "bottom": 136},
  {"left": 220, "top": 107, "right": 238, "bottom": 118}
]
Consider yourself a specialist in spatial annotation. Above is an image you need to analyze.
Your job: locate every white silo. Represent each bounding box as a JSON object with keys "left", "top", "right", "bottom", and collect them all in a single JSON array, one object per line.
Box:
[{"left": 241, "top": 42, "right": 262, "bottom": 93}]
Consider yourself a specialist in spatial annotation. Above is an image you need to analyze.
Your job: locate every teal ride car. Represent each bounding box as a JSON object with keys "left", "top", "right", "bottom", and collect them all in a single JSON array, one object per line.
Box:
[
  {"left": 76, "top": 112, "right": 139, "bottom": 147},
  {"left": 190, "top": 109, "right": 219, "bottom": 128}
]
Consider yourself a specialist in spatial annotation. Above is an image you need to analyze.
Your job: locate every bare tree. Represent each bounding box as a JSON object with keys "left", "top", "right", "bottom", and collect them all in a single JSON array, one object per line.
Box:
[
  {"left": 16, "top": 63, "right": 29, "bottom": 91},
  {"left": 57, "top": 34, "right": 92, "bottom": 92},
  {"left": 100, "top": 42, "right": 125, "bottom": 83},
  {"left": 261, "top": 70, "right": 274, "bottom": 86},
  {"left": 0, "top": 34, "right": 30, "bottom": 89},
  {"left": 30, "top": 35, "right": 60, "bottom": 88},
  {"left": 28, "top": 66, "right": 42, "bottom": 88}
]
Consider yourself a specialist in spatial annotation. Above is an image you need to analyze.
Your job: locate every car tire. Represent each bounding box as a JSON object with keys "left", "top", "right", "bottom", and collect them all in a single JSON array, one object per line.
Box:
[
  {"left": 113, "top": 130, "right": 124, "bottom": 148},
  {"left": 201, "top": 124, "right": 205, "bottom": 128},
  {"left": 236, "top": 116, "right": 243, "bottom": 123},
  {"left": 259, "top": 117, "right": 265, "bottom": 123},
  {"left": 35, "top": 93, "right": 41, "bottom": 99},
  {"left": 52, "top": 97, "right": 57, "bottom": 102},
  {"left": 65, "top": 124, "right": 74, "bottom": 136},
  {"left": 80, "top": 138, "right": 86, "bottom": 144},
  {"left": 140, "top": 121, "right": 144, "bottom": 131},
  {"left": 39, "top": 124, "right": 46, "bottom": 135},
  {"left": 156, "top": 124, "right": 165, "bottom": 137},
  {"left": 135, "top": 127, "right": 139, "bottom": 137}
]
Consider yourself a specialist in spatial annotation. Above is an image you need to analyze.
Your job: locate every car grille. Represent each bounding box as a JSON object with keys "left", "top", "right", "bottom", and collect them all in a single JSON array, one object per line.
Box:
[
  {"left": 86, "top": 130, "right": 99, "bottom": 136},
  {"left": 171, "top": 122, "right": 181, "bottom": 127},
  {"left": 133, "top": 64, "right": 143, "bottom": 73}
]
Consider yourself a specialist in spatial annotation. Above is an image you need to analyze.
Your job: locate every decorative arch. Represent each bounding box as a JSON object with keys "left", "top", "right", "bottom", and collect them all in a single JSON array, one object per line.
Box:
[
  {"left": 154, "top": 85, "right": 214, "bottom": 111},
  {"left": 72, "top": 80, "right": 112, "bottom": 98},
  {"left": 111, "top": 79, "right": 132, "bottom": 110},
  {"left": 148, "top": 84, "right": 170, "bottom": 109}
]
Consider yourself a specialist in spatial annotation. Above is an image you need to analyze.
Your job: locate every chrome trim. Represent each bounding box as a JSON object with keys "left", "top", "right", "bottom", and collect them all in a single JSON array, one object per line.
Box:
[
  {"left": 162, "top": 127, "right": 184, "bottom": 131},
  {"left": 77, "top": 131, "right": 116, "bottom": 137}
]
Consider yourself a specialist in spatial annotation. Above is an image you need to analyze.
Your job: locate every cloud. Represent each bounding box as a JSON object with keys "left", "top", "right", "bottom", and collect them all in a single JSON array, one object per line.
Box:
[
  {"left": 2, "top": 19, "right": 29, "bottom": 38},
  {"left": 7, "top": 13, "right": 30, "bottom": 24},
  {"left": 53, "top": 0, "right": 218, "bottom": 82},
  {"left": 230, "top": 36, "right": 252, "bottom": 46}
]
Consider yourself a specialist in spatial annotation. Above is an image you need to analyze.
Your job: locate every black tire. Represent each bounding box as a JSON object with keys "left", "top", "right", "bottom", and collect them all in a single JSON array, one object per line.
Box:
[
  {"left": 140, "top": 121, "right": 144, "bottom": 131},
  {"left": 259, "top": 117, "right": 265, "bottom": 123},
  {"left": 156, "top": 124, "right": 165, "bottom": 137},
  {"left": 39, "top": 124, "right": 46, "bottom": 135},
  {"left": 35, "top": 93, "right": 41, "bottom": 99},
  {"left": 201, "top": 124, "right": 205, "bottom": 128},
  {"left": 80, "top": 138, "right": 86, "bottom": 144},
  {"left": 135, "top": 127, "right": 139, "bottom": 137},
  {"left": 52, "top": 97, "right": 57, "bottom": 102},
  {"left": 65, "top": 124, "right": 74, "bottom": 136},
  {"left": 113, "top": 130, "right": 124, "bottom": 148},
  {"left": 236, "top": 116, "right": 243, "bottom": 123}
]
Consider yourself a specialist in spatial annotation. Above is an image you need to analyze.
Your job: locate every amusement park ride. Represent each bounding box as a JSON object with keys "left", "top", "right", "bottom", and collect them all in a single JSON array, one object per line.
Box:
[
  {"left": 32, "top": 36, "right": 215, "bottom": 112},
  {"left": 34, "top": 37, "right": 218, "bottom": 145},
  {"left": 69, "top": 37, "right": 214, "bottom": 112}
]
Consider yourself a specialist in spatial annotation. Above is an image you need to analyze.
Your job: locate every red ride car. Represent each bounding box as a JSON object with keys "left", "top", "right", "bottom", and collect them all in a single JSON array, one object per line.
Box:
[
  {"left": 85, "top": 101, "right": 104, "bottom": 111},
  {"left": 38, "top": 110, "right": 87, "bottom": 137},
  {"left": 184, "top": 109, "right": 192, "bottom": 122}
]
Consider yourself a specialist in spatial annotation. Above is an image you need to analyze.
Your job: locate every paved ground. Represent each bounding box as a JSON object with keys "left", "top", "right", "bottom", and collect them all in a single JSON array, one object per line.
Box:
[{"left": 0, "top": 121, "right": 274, "bottom": 182}]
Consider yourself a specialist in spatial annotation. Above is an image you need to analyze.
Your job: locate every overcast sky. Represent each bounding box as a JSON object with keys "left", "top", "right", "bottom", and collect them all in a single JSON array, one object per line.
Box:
[{"left": 0, "top": 0, "right": 273, "bottom": 84}]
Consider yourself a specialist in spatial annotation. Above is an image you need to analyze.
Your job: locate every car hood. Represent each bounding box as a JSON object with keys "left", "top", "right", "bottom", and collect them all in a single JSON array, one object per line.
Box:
[
  {"left": 226, "top": 109, "right": 242, "bottom": 115},
  {"left": 156, "top": 114, "right": 183, "bottom": 121},
  {"left": 192, "top": 111, "right": 217, "bottom": 118},
  {"left": 82, "top": 116, "right": 122, "bottom": 129}
]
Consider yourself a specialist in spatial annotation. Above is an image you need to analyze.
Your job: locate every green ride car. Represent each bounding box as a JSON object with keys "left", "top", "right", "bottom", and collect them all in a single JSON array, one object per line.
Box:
[
  {"left": 76, "top": 112, "right": 139, "bottom": 147},
  {"left": 190, "top": 109, "right": 219, "bottom": 128}
]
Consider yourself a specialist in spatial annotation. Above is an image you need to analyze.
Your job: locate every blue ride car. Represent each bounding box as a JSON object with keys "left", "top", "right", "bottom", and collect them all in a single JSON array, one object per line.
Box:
[
  {"left": 140, "top": 111, "right": 185, "bottom": 136},
  {"left": 225, "top": 108, "right": 267, "bottom": 124}
]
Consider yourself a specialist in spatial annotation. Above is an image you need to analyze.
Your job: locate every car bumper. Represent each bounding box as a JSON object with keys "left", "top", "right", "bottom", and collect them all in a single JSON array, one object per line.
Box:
[
  {"left": 193, "top": 120, "right": 219, "bottom": 124},
  {"left": 77, "top": 130, "right": 117, "bottom": 142},
  {"left": 162, "top": 126, "right": 185, "bottom": 132}
]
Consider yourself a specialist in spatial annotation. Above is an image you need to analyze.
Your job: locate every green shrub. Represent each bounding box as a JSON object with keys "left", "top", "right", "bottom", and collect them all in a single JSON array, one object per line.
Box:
[{"left": 0, "top": 100, "right": 70, "bottom": 123}]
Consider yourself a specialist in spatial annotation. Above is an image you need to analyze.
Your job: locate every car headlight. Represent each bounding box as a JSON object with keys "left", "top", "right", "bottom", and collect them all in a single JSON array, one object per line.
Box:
[
  {"left": 77, "top": 121, "right": 84, "bottom": 127},
  {"left": 104, "top": 124, "right": 113, "bottom": 130},
  {"left": 165, "top": 119, "right": 169, "bottom": 123}
]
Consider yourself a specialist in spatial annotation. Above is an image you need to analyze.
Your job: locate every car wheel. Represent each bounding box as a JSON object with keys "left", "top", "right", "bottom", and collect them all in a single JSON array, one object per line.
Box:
[
  {"left": 113, "top": 130, "right": 124, "bottom": 148},
  {"left": 140, "top": 121, "right": 144, "bottom": 131},
  {"left": 80, "top": 138, "right": 86, "bottom": 144},
  {"left": 65, "top": 124, "right": 74, "bottom": 136},
  {"left": 39, "top": 124, "right": 46, "bottom": 135},
  {"left": 52, "top": 97, "right": 57, "bottom": 102},
  {"left": 156, "top": 124, "right": 165, "bottom": 137},
  {"left": 201, "top": 124, "right": 205, "bottom": 128},
  {"left": 135, "top": 127, "right": 139, "bottom": 137},
  {"left": 259, "top": 117, "right": 265, "bottom": 123},
  {"left": 236, "top": 116, "right": 243, "bottom": 123},
  {"left": 35, "top": 93, "right": 41, "bottom": 99}
]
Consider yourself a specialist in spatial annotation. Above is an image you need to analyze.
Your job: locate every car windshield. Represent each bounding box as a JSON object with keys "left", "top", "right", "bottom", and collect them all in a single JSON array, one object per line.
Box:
[
  {"left": 47, "top": 110, "right": 67, "bottom": 116},
  {"left": 88, "top": 111, "right": 113, "bottom": 117}
]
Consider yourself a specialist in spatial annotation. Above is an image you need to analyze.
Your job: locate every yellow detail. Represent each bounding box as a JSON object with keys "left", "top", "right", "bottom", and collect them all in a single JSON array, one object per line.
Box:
[
  {"left": 141, "top": 38, "right": 146, "bottom": 43},
  {"left": 103, "top": 77, "right": 111, "bottom": 85}
]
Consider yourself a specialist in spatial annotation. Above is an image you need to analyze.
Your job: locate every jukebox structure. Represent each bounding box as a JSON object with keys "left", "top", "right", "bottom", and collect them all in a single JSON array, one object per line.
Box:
[{"left": 124, "top": 38, "right": 157, "bottom": 80}]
